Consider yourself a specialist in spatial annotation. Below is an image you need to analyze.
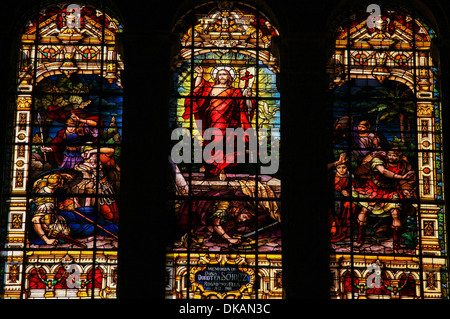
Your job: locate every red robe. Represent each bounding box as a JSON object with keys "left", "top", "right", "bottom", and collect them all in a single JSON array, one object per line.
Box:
[
  {"left": 330, "top": 172, "right": 355, "bottom": 242},
  {"left": 355, "top": 157, "right": 405, "bottom": 201},
  {"left": 183, "top": 79, "right": 255, "bottom": 175}
]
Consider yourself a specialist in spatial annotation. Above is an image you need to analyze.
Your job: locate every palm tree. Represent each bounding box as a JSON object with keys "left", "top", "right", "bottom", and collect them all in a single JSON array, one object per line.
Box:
[{"left": 366, "top": 82, "right": 415, "bottom": 143}]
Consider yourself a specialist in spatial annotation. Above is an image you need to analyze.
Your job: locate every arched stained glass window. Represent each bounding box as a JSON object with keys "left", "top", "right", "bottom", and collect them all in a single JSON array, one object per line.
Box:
[
  {"left": 328, "top": 5, "right": 449, "bottom": 299},
  {"left": 166, "top": 1, "right": 282, "bottom": 299},
  {"left": 0, "top": 1, "right": 123, "bottom": 299}
]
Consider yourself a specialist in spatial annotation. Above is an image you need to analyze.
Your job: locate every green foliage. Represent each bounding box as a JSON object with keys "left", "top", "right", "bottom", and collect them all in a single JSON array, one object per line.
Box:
[
  {"left": 402, "top": 216, "right": 418, "bottom": 249},
  {"left": 388, "top": 136, "right": 415, "bottom": 149},
  {"left": 35, "top": 76, "right": 90, "bottom": 121}
]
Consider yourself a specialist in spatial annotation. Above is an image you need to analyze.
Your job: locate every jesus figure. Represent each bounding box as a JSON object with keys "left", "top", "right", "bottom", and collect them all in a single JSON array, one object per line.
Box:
[{"left": 182, "top": 65, "right": 256, "bottom": 180}]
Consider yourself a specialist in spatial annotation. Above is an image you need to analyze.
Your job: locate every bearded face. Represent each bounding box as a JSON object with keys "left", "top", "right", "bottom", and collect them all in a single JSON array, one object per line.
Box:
[
  {"left": 215, "top": 70, "right": 233, "bottom": 86},
  {"left": 387, "top": 152, "right": 400, "bottom": 164}
]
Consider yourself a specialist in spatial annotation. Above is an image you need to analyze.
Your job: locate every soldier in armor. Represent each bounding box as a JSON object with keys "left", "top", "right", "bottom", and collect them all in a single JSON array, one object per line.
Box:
[
  {"left": 175, "top": 180, "right": 280, "bottom": 248},
  {"left": 73, "top": 146, "right": 120, "bottom": 222},
  {"left": 30, "top": 173, "right": 72, "bottom": 245},
  {"left": 352, "top": 150, "right": 415, "bottom": 250}
]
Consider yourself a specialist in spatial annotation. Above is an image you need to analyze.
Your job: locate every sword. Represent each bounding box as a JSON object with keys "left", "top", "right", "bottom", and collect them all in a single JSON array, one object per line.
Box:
[
  {"left": 240, "top": 221, "right": 280, "bottom": 239},
  {"left": 48, "top": 230, "right": 87, "bottom": 248}
]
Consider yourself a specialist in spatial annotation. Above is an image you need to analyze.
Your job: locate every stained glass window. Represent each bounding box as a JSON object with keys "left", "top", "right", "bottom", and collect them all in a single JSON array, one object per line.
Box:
[
  {"left": 0, "top": 1, "right": 123, "bottom": 299},
  {"left": 166, "top": 1, "right": 282, "bottom": 299},
  {"left": 328, "top": 5, "right": 449, "bottom": 299}
]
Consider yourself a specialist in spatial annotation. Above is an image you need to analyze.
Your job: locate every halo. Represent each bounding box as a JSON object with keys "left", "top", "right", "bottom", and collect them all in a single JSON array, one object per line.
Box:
[{"left": 210, "top": 65, "right": 236, "bottom": 82}]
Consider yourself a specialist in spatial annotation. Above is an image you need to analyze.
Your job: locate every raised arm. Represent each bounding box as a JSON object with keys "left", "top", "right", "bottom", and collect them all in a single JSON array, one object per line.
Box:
[
  {"left": 194, "top": 65, "right": 204, "bottom": 88},
  {"left": 71, "top": 113, "right": 97, "bottom": 127}
]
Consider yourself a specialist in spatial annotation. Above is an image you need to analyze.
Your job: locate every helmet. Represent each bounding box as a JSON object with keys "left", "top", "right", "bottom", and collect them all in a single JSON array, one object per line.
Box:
[
  {"left": 82, "top": 145, "right": 94, "bottom": 153},
  {"left": 47, "top": 174, "right": 62, "bottom": 187}
]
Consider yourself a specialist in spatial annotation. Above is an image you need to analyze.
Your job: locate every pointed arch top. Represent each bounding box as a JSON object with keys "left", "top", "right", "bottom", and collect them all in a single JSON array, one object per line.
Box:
[
  {"left": 172, "top": 1, "right": 280, "bottom": 72},
  {"left": 17, "top": 2, "right": 125, "bottom": 91},
  {"left": 334, "top": 7, "right": 435, "bottom": 49},
  {"left": 330, "top": 5, "right": 437, "bottom": 96},
  {"left": 21, "top": 2, "right": 124, "bottom": 40}
]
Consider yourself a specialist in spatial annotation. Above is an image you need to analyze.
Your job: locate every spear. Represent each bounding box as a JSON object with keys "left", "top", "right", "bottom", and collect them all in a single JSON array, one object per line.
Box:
[
  {"left": 36, "top": 112, "right": 47, "bottom": 162},
  {"left": 72, "top": 209, "right": 119, "bottom": 239}
]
